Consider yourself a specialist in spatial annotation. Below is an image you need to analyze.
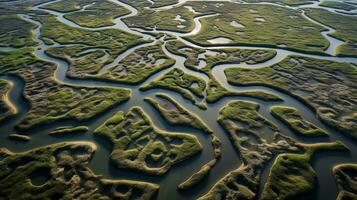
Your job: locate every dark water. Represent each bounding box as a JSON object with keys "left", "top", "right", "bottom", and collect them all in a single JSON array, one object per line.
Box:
[{"left": 0, "top": 0, "right": 356, "bottom": 199}]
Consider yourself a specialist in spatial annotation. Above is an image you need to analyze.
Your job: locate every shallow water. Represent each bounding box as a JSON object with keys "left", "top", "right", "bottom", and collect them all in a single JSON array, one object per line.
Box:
[{"left": 0, "top": 0, "right": 356, "bottom": 199}]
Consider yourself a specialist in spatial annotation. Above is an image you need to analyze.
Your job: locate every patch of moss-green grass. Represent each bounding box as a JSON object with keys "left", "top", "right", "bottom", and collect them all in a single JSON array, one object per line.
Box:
[
  {"left": 304, "top": 8, "right": 357, "bottom": 57},
  {"left": 199, "top": 100, "right": 300, "bottom": 200},
  {"left": 0, "top": 142, "right": 159, "bottom": 199},
  {"left": 140, "top": 68, "right": 206, "bottom": 104},
  {"left": 225, "top": 55, "right": 357, "bottom": 140},
  {"left": 271, "top": 105, "right": 328, "bottom": 137},
  {"left": 333, "top": 163, "right": 357, "bottom": 200},
  {"left": 144, "top": 93, "right": 212, "bottom": 134},
  {"left": 0, "top": 79, "right": 15, "bottom": 122},
  {"left": 261, "top": 141, "right": 348, "bottom": 200},
  {"left": 124, "top": 5, "right": 203, "bottom": 33},
  {"left": 98, "top": 42, "right": 175, "bottom": 84},
  {"left": 319, "top": 1, "right": 356, "bottom": 11},
  {"left": 94, "top": 106, "right": 202, "bottom": 175},
  {"left": 0, "top": 15, "right": 37, "bottom": 47},
  {"left": 62, "top": 0, "right": 131, "bottom": 28},
  {"left": 0, "top": 48, "right": 131, "bottom": 130},
  {"left": 184, "top": 2, "right": 328, "bottom": 54}
]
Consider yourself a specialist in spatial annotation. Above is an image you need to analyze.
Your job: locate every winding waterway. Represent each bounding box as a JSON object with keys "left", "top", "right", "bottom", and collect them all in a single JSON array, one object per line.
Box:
[{"left": 0, "top": 0, "right": 356, "bottom": 199}]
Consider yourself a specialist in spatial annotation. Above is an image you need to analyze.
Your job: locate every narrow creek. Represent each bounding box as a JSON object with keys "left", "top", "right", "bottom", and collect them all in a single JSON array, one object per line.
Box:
[{"left": 0, "top": 0, "right": 356, "bottom": 199}]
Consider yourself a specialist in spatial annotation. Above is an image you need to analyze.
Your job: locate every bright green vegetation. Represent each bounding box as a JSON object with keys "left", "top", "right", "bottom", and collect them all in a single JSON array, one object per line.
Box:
[
  {"left": 225, "top": 56, "right": 357, "bottom": 139},
  {"left": 0, "top": 15, "right": 37, "bottom": 47},
  {"left": 8, "top": 134, "right": 30, "bottom": 142},
  {"left": 62, "top": 0, "right": 130, "bottom": 28},
  {"left": 271, "top": 106, "right": 328, "bottom": 137},
  {"left": 49, "top": 126, "right": 89, "bottom": 135},
  {"left": 144, "top": 93, "right": 212, "bottom": 134},
  {"left": 0, "top": 142, "right": 159, "bottom": 199},
  {"left": 200, "top": 100, "right": 300, "bottom": 200},
  {"left": 99, "top": 43, "right": 175, "bottom": 84},
  {"left": 36, "top": 13, "right": 148, "bottom": 63},
  {"left": 124, "top": 5, "right": 201, "bottom": 33},
  {"left": 140, "top": 68, "right": 206, "bottom": 103},
  {"left": 0, "top": 80, "right": 15, "bottom": 122},
  {"left": 184, "top": 2, "right": 328, "bottom": 54},
  {"left": 304, "top": 8, "right": 357, "bottom": 57},
  {"left": 319, "top": 1, "right": 356, "bottom": 11},
  {"left": 261, "top": 141, "right": 348, "bottom": 200},
  {"left": 0, "top": 48, "right": 131, "bottom": 130},
  {"left": 333, "top": 163, "right": 357, "bottom": 200},
  {"left": 244, "top": 0, "right": 313, "bottom": 6},
  {"left": 94, "top": 106, "right": 202, "bottom": 175}
]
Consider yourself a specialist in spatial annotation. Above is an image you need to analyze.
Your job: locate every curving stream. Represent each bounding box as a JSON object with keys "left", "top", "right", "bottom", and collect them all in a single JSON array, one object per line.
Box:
[{"left": 0, "top": 0, "right": 356, "bottom": 199}]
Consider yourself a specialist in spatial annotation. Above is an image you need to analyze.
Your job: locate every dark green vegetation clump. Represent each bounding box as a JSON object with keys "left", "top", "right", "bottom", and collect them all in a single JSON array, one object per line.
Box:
[
  {"left": 304, "top": 8, "right": 357, "bottom": 57},
  {"left": 333, "top": 163, "right": 357, "bottom": 200},
  {"left": 271, "top": 106, "right": 328, "bottom": 137},
  {"left": 226, "top": 56, "right": 357, "bottom": 139},
  {"left": 0, "top": 15, "right": 37, "bottom": 47},
  {"left": 0, "top": 79, "right": 15, "bottom": 122},
  {"left": 42, "top": 0, "right": 131, "bottom": 28},
  {"left": 0, "top": 48, "right": 131, "bottom": 130},
  {"left": 0, "top": 142, "right": 159, "bottom": 199},
  {"left": 94, "top": 106, "right": 202, "bottom": 175}
]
